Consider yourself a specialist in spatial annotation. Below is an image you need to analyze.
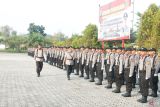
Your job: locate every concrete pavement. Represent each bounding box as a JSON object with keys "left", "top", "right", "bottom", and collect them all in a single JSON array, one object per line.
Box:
[{"left": 0, "top": 53, "right": 159, "bottom": 107}]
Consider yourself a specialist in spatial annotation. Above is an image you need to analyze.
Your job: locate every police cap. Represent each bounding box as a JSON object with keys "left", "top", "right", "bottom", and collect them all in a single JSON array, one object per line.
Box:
[
  {"left": 148, "top": 48, "right": 156, "bottom": 52},
  {"left": 140, "top": 47, "right": 147, "bottom": 51}
]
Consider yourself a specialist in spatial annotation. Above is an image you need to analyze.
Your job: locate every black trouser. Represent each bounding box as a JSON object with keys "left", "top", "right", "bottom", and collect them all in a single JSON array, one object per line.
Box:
[
  {"left": 66, "top": 65, "right": 73, "bottom": 78},
  {"left": 60, "top": 59, "right": 64, "bottom": 68},
  {"left": 36, "top": 61, "right": 43, "bottom": 75},
  {"left": 150, "top": 69, "right": 159, "bottom": 93},
  {"left": 48, "top": 55, "right": 51, "bottom": 64},
  {"left": 95, "top": 63, "right": 98, "bottom": 77},
  {"left": 46, "top": 54, "right": 49, "bottom": 63},
  {"left": 89, "top": 61, "right": 92, "bottom": 75},
  {"left": 72, "top": 59, "right": 75, "bottom": 72},
  {"left": 90, "top": 64, "right": 96, "bottom": 80},
  {"left": 50, "top": 57, "right": 53, "bottom": 65},
  {"left": 54, "top": 58, "right": 57, "bottom": 66},
  {"left": 114, "top": 65, "right": 123, "bottom": 89},
  {"left": 80, "top": 62, "right": 84, "bottom": 76},
  {"left": 75, "top": 59, "right": 79, "bottom": 74},
  {"left": 57, "top": 57, "right": 60, "bottom": 67},
  {"left": 85, "top": 64, "right": 89, "bottom": 77},
  {"left": 107, "top": 65, "right": 114, "bottom": 84},
  {"left": 132, "top": 68, "right": 136, "bottom": 86},
  {"left": 124, "top": 68, "right": 133, "bottom": 92},
  {"left": 139, "top": 70, "right": 149, "bottom": 96},
  {"left": 135, "top": 65, "right": 139, "bottom": 84},
  {"left": 121, "top": 66, "right": 125, "bottom": 84},
  {"left": 97, "top": 62, "right": 103, "bottom": 81},
  {"left": 105, "top": 64, "right": 110, "bottom": 78}
]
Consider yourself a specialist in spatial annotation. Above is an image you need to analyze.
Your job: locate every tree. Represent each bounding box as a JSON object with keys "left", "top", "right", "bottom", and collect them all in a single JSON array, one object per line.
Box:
[
  {"left": 5, "top": 35, "right": 28, "bottom": 52},
  {"left": 28, "top": 23, "right": 46, "bottom": 36},
  {"left": 28, "top": 33, "right": 45, "bottom": 47},
  {"left": 11, "top": 30, "right": 17, "bottom": 36},
  {"left": 0, "top": 25, "right": 13, "bottom": 37},
  {"left": 52, "top": 32, "right": 67, "bottom": 41},
  {"left": 82, "top": 24, "right": 99, "bottom": 47},
  {"left": 152, "top": 9, "right": 160, "bottom": 49},
  {"left": 137, "top": 4, "right": 159, "bottom": 48}
]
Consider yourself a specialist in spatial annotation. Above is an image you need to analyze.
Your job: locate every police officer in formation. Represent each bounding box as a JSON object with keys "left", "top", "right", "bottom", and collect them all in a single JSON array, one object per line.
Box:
[{"left": 28, "top": 46, "right": 160, "bottom": 103}]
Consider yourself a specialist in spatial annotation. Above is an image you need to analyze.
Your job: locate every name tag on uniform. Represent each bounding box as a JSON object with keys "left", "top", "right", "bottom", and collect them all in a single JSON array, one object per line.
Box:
[{"left": 146, "top": 61, "right": 151, "bottom": 65}]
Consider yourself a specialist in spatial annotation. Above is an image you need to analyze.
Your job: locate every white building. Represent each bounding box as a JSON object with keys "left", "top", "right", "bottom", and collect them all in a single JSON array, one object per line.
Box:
[{"left": 0, "top": 44, "right": 5, "bottom": 49}]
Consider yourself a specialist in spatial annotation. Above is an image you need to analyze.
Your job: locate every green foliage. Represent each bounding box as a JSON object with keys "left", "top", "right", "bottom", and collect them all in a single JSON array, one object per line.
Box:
[
  {"left": 28, "top": 23, "right": 46, "bottom": 36},
  {"left": 137, "top": 4, "right": 160, "bottom": 49},
  {"left": 52, "top": 32, "right": 67, "bottom": 41},
  {"left": 5, "top": 35, "right": 28, "bottom": 52},
  {"left": 0, "top": 25, "right": 12, "bottom": 37},
  {"left": 53, "top": 24, "right": 100, "bottom": 48},
  {"left": 27, "top": 33, "right": 52, "bottom": 47},
  {"left": 28, "top": 33, "right": 45, "bottom": 47},
  {"left": 82, "top": 24, "right": 99, "bottom": 47}
]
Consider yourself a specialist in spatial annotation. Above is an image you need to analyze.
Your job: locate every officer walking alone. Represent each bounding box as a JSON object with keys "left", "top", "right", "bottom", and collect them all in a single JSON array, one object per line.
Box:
[
  {"left": 34, "top": 44, "right": 44, "bottom": 77},
  {"left": 64, "top": 47, "right": 74, "bottom": 80}
]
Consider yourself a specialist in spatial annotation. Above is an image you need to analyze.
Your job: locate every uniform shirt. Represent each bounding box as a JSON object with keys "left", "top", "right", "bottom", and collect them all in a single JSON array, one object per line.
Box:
[
  {"left": 49, "top": 48, "right": 52, "bottom": 57},
  {"left": 115, "top": 53, "right": 120, "bottom": 66},
  {"left": 61, "top": 51, "right": 65, "bottom": 60},
  {"left": 129, "top": 54, "right": 136, "bottom": 77},
  {"left": 119, "top": 54, "right": 124, "bottom": 74},
  {"left": 86, "top": 51, "right": 91, "bottom": 65},
  {"left": 34, "top": 48, "right": 44, "bottom": 62},
  {"left": 145, "top": 56, "right": 152, "bottom": 79},
  {"left": 92, "top": 52, "right": 98, "bottom": 68},
  {"left": 124, "top": 54, "right": 131, "bottom": 68},
  {"left": 51, "top": 48, "right": 54, "bottom": 58},
  {"left": 150, "top": 55, "right": 158, "bottom": 76},
  {"left": 81, "top": 51, "right": 86, "bottom": 65},
  {"left": 101, "top": 53, "right": 105, "bottom": 70},
  {"left": 109, "top": 53, "right": 115, "bottom": 72},
  {"left": 97, "top": 52, "right": 101, "bottom": 63},
  {"left": 106, "top": 52, "right": 111, "bottom": 64},
  {"left": 89, "top": 51, "right": 94, "bottom": 62},
  {"left": 76, "top": 51, "right": 81, "bottom": 63},
  {"left": 150, "top": 55, "right": 157, "bottom": 69},
  {"left": 139, "top": 56, "right": 147, "bottom": 71},
  {"left": 155, "top": 57, "right": 160, "bottom": 76},
  {"left": 65, "top": 51, "right": 74, "bottom": 65},
  {"left": 135, "top": 54, "right": 140, "bottom": 66},
  {"left": 74, "top": 50, "right": 78, "bottom": 60}
]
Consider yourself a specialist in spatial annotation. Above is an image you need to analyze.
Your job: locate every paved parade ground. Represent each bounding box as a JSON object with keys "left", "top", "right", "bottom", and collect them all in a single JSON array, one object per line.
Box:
[{"left": 0, "top": 53, "right": 160, "bottom": 107}]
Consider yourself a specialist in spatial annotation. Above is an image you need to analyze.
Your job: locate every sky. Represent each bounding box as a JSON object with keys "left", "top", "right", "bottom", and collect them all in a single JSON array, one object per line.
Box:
[{"left": 0, "top": 0, "right": 160, "bottom": 36}]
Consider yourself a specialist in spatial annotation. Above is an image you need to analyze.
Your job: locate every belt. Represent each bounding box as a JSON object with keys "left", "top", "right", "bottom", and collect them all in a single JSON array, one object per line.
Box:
[
  {"left": 67, "top": 59, "right": 72, "bottom": 60},
  {"left": 36, "top": 57, "right": 44, "bottom": 58}
]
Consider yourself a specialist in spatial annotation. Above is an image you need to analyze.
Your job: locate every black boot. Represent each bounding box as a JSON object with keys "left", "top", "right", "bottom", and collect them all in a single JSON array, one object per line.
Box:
[
  {"left": 84, "top": 76, "right": 89, "bottom": 79},
  {"left": 67, "top": 75, "right": 70, "bottom": 80},
  {"left": 95, "top": 80, "right": 102, "bottom": 85},
  {"left": 132, "top": 84, "right": 136, "bottom": 88},
  {"left": 37, "top": 73, "right": 40, "bottom": 77},
  {"left": 137, "top": 96, "right": 147, "bottom": 103},
  {"left": 138, "top": 90, "right": 142, "bottom": 93},
  {"left": 75, "top": 73, "right": 79, "bottom": 75},
  {"left": 112, "top": 88, "right": 121, "bottom": 93},
  {"left": 79, "top": 73, "right": 84, "bottom": 77},
  {"left": 122, "top": 91, "right": 131, "bottom": 97},
  {"left": 89, "top": 78, "right": 95, "bottom": 82},
  {"left": 105, "top": 84, "right": 112, "bottom": 89},
  {"left": 149, "top": 91, "right": 158, "bottom": 97},
  {"left": 104, "top": 76, "right": 107, "bottom": 80}
]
